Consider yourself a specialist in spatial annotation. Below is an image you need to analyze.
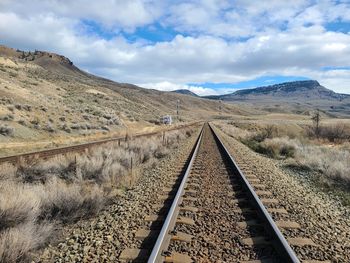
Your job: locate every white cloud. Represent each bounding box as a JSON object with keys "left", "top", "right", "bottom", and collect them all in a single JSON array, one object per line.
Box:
[
  {"left": 138, "top": 81, "right": 219, "bottom": 96},
  {"left": 0, "top": 1, "right": 350, "bottom": 94},
  {"left": 0, "top": 0, "right": 163, "bottom": 31}
]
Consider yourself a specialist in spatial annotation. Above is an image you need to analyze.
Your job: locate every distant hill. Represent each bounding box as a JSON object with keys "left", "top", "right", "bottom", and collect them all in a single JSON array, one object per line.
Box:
[
  {"left": 0, "top": 44, "right": 249, "bottom": 154},
  {"left": 204, "top": 80, "right": 350, "bottom": 117},
  {"left": 171, "top": 89, "right": 199, "bottom": 97},
  {"left": 205, "top": 80, "right": 349, "bottom": 101}
]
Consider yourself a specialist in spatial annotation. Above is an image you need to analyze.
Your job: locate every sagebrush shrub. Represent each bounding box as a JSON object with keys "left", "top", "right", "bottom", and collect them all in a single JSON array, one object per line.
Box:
[{"left": 0, "top": 125, "right": 14, "bottom": 136}]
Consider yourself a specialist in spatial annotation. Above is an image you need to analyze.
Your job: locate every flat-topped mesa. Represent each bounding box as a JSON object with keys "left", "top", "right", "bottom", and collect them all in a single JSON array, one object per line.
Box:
[
  {"left": 234, "top": 80, "right": 322, "bottom": 96},
  {"left": 204, "top": 79, "right": 350, "bottom": 104}
]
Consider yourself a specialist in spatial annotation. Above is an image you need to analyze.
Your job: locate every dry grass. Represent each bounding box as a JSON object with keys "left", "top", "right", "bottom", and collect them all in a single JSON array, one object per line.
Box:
[
  {"left": 0, "top": 127, "right": 195, "bottom": 262},
  {"left": 294, "top": 144, "right": 350, "bottom": 184},
  {"left": 0, "top": 222, "right": 54, "bottom": 263},
  {"left": 39, "top": 178, "right": 105, "bottom": 222},
  {"left": 214, "top": 122, "right": 251, "bottom": 140},
  {"left": 216, "top": 121, "right": 350, "bottom": 185},
  {"left": 0, "top": 181, "right": 40, "bottom": 230},
  {"left": 261, "top": 137, "right": 298, "bottom": 158}
]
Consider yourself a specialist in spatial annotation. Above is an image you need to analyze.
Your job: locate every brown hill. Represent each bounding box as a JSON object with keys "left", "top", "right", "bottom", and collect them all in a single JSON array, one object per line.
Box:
[{"left": 0, "top": 45, "right": 250, "bottom": 155}]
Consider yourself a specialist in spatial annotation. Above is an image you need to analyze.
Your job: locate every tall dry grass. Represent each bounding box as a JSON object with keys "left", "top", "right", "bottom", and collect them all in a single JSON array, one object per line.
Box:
[
  {"left": 294, "top": 144, "right": 350, "bottom": 184},
  {"left": 214, "top": 122, "right": 251, "bottom": 140},
  {"left": 0, "top": 127, "right": 195, "bottom": 262},
  {"left": 0, "top": 222, "right": 54, "bottom": 263},
  {"left": 216, "top": 121, "right": 350, "bottom": 186}
]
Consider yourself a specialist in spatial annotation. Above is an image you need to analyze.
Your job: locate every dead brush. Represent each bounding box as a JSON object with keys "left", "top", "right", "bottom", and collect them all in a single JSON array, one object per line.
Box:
[
  {"left": 0, "top": 163, "right": 16, "bottom": 180},
  {"left": 0, "top": 181, "right": 40, "bottom": 230},
  {"left": 0, "top": 126, "right": 195, "bottom": 261},
  {"left": 215, "top": 122, "right": 251, "bottom": 140},
  {"left": 16, "top": 155, "right": 77, "bottom": 183},
  {"left": 0, "top": 222, "right": 54, "bottom": 263},
  {"left": 261, "top": 137, "right": 298, "bottom": 158},
  {"left": 39, "top": 178, "right": 105, "bottom": 223},
  {"left": 294, "top": 144, "right": 350, "bottom": 184}
]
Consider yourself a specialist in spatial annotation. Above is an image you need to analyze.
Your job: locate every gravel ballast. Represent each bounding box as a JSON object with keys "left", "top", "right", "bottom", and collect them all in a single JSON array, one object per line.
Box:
[
  {"left": 214, "top": 126, "right": 350, "bottom": 262},
  {"left": 168, "top": 124, "right": 279, "bottom": 262}
]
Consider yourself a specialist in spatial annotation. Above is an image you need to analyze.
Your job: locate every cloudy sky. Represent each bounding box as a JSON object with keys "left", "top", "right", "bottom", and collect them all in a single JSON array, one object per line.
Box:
[{"left": 1, "top": 0, "right": 350, "bottom": 95}]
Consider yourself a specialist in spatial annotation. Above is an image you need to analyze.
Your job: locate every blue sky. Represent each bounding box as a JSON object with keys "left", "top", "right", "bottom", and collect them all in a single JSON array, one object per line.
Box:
[
  {"left": 1, "top": 0, "right": 350, "bottom": 95},
  {"left": 189, "top": 76, "right": 310, "bottom": 91}
]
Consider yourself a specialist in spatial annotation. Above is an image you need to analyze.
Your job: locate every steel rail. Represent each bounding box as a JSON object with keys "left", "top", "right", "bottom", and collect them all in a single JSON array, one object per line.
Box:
[
  {"left": 147, "top": 125, "right": 204, "bottom": 263},
  {"left": 0, "top": 122, "right": 201, "bottom": 164},
  {"left": 209, "top": 123, "right": 300, "bottom": 263}
]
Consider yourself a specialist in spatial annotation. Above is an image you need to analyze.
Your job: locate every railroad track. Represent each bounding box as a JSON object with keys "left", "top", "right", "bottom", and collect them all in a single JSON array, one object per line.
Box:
[
  {"left": 0, "top": 122, "right": 201, "bottom": 165},
  {"left": 119, "top": 123, "right": 328, "bottom": 263}
]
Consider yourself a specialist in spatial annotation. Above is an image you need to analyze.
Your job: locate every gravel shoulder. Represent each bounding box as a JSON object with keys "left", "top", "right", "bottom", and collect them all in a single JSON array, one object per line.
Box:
[
  {"left": 33, "top": 128, "right": 200, "bottom": 262},
  {"left": 214, "top": 126, "right": 350, "bottom": 262}
]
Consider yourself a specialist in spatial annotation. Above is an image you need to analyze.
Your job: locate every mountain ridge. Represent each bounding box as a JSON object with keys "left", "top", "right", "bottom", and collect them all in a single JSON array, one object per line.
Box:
[
  {"left": 203, "top": 80, "right": 350, "bottom": 117},
  {"left": 171, "top": 89, "right": 199, "bottom": 97},
  {"left": 204, "top": 80, "right": 349, "bottom": 101}
]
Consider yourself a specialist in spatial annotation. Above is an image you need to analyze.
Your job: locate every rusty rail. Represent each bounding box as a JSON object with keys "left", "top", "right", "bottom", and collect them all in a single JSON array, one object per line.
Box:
[{"left": 0, "top": 122, "right": 202, "bottom": 165}]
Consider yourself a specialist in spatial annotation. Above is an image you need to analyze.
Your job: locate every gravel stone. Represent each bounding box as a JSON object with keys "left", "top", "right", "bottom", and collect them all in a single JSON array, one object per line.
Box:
[{"left": 214, "top": 126, "right": 350, "bottom": 262}]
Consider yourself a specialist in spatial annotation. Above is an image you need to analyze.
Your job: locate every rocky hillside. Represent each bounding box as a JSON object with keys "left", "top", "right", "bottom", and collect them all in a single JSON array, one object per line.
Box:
[
  {"left": 0, "top": 45, "right": 248, "bottom": 155},
  {"left": 205, "top": 80, "right": 350, "bottom": 117}
]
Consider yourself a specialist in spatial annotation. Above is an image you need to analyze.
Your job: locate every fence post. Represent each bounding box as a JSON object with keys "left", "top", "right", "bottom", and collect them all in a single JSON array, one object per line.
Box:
[
  {"left": 130, "top": 156, "right": 133, "bottom": 175},
  {"left": 75, "top": 155, "right": 78, "bottom": 176}
]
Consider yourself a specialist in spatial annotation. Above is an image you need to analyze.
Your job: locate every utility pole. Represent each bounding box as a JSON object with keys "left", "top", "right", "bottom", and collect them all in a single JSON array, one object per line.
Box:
[
  {"left": 219, "top": 100, "right": 222, "bottom": 115},
  {"left": 176, "top": 99, "right": 180, "bottom": 121}
]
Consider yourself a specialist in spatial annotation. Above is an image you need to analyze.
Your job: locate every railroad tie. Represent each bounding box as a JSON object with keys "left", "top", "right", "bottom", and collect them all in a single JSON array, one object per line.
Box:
[
  {"left": 250, "top": 183, "right": 266, "bottom": 189},
  {"left": 245, "top": 176, "right": 258, "bottom": 180},
  {"left": 275, "top": 220, "right": 301, "bottom": 229},
  {"left": 188, "top": 178, "right": 201, "bottom": 184},
  {"left": 302, "top": 260, "right": 332, "bottom": 263},
  {"left": 176, "top": 216, "right": 195, "bottom": 225},
  {"left": 182, "top": 196, "right": 197, "bottom": 202},
  {"left": 184, "top": 189, "right": 197, "bottom": 195},
  {"left": 267, "top": 208, "right": 288, "bottom": 214},
  {"left": 241, "top": 236, "right": 271, "bottom": 246},
  {"left": 230, "top": 198, "right": 248, "bottom": 204},
  {"left": 180, "top": 206, "right": 199, "bottom": 213},
  {"left": 287, "top": 237, "right": 317, "bottom": 246},
  {"left": 158, "top": 194, "right": 175, "bottom": 201},
  {"left": 165, "top": 178, "right": 180, "bottom": 186},
  {"left": 119, "top": 248, "right": 150, "bottom": 262},
  {"left": 145, "top": 214, "right": 165, "bottom": 222},
  {"left": 135, "top": 229, "right": 158, "bottom": 241},
  {"left": 240, "top": 259, "right": 275, "bottom": 263},
  {"left": 171, "top": 231, "right": 193, "bottom": 242},
  {"left": 237, "top": 219, "right": 262, "bottom": 228},
  {"left": 162, "top": 187, "right": 175, "bottom": 192},
  {"left": 233, "top": 207, "right": 255, "bottom": 214},
  {"left": 166, "top": 181, "right": 181, "bottom": 188},
  {"left": 164, "top": 252, "right": 192, "bottom": 263},
  {"left": 260, "top": 198, "right": 279, "bottom": 205},
  {"left": 255, "top": 190, "right": 273, "bottom": 196},
  {"left": 248, "top": 178, "right": 261, "bottom": 183}
]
